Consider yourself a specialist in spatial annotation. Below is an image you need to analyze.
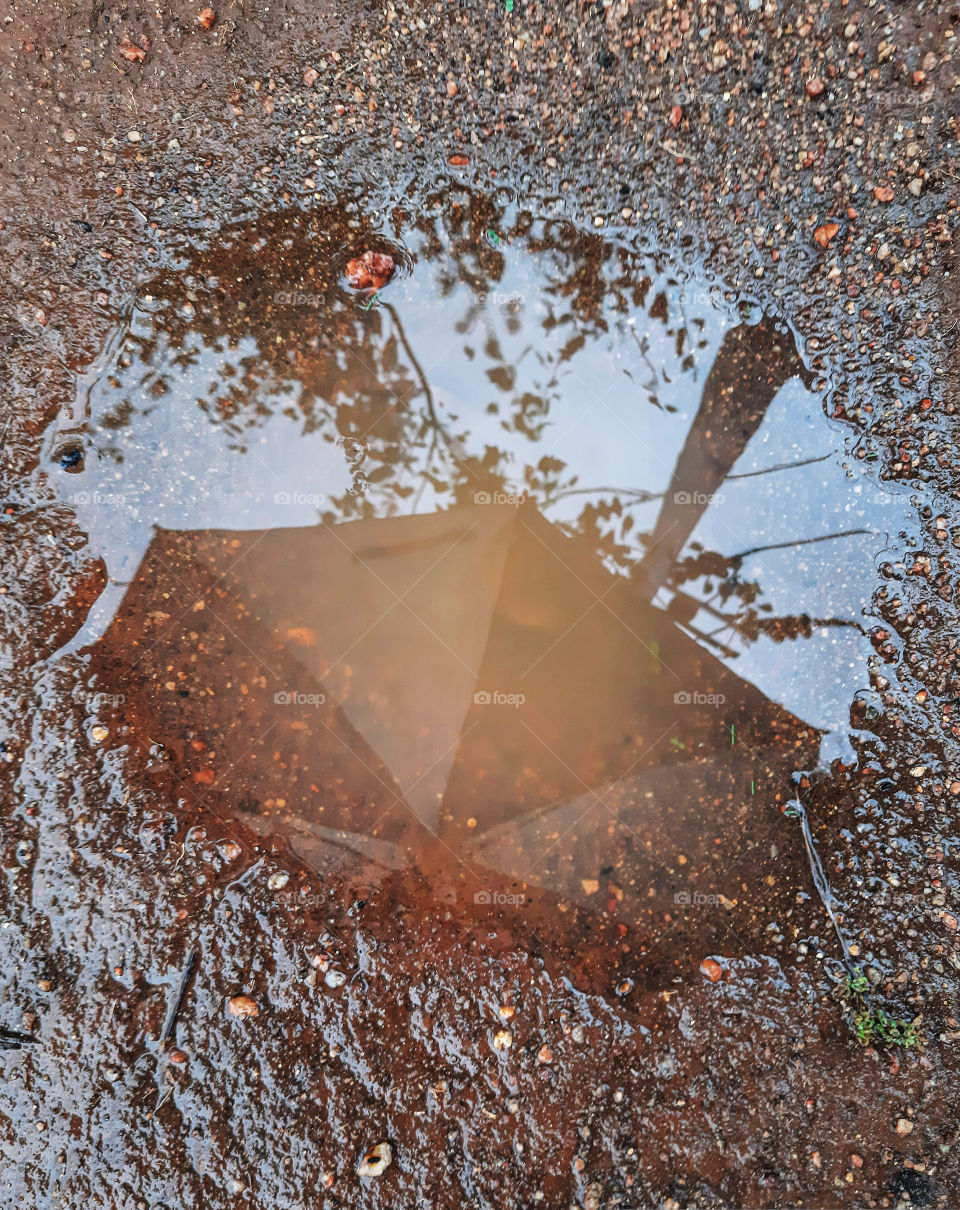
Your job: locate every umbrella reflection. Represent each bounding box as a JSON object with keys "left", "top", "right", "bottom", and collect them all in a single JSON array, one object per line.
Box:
[{"left": 88, "top": 316, "right": 826, "bottom": 991}]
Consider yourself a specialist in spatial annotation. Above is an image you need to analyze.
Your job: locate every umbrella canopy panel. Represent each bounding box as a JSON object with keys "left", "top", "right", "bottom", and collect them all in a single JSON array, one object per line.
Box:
[{"left": 94, "top": 503, "right": 821, "bottom": 914}]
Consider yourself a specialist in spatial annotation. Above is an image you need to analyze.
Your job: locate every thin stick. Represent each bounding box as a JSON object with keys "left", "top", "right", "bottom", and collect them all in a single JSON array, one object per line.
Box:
[
  {"left": 160, "top": 946, "right": 198, "bottom": 1050},
  {"left": 0, "top": 1026, "right": 36, "bottom": 1051},
  {"left": 787, "top": 790, "right": 855, "bottom": 976}
]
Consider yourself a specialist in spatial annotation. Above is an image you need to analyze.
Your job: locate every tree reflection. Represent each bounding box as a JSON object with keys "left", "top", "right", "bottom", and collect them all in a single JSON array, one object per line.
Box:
[{"left": 85, "top": 190, "right": 853, "bottom": 653}]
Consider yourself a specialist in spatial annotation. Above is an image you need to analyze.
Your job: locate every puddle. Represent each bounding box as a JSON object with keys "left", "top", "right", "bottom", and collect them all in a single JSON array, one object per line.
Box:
[{"left": 50, "top": 200, "right": 914, "bottom": 991}]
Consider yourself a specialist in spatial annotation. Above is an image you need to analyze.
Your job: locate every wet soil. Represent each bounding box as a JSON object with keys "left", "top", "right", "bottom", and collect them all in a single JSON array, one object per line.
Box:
[{"left": 2, "top": 0, "right": 960, "bottom": 1207}]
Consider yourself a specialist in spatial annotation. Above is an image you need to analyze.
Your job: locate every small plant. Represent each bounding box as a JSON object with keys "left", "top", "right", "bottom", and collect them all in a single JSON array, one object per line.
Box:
[
  {"left": 838, "top": 971, "right": 869, "bottom": 1002},
  {"left": 836, "top": 968, "right": 921, "bottom": 1050}
]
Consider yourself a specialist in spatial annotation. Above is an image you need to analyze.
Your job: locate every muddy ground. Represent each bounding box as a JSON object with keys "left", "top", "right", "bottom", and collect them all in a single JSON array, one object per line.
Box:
[{"left": 1, "top": 0, "right": 959, "bottom": 1206}]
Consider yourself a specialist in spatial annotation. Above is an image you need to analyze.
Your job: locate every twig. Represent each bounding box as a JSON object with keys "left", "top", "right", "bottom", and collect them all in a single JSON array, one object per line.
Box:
[
  {"left": 551, "top": 485, "right": 661, "bottom": 503},
  {"left": 727, "top": 453, "right": 833, "bottom": 481},
  {"left": 730, "top": 528, "right": 873, "bottom": 563},
  {"left": 655, "top": 139, "right": 693, "bottom": 162},
  {"left": 0, "top": 1026, "right": 37, "bottom": 1051},
  {"left": 381, "top": 300, "right": 477, "bottom": 480},
  {"left": 160, "top": 946, "right": 198, "bottom": 1050},
  {"left": 786, "top": 788, "right": 856, "bottom": 977}
]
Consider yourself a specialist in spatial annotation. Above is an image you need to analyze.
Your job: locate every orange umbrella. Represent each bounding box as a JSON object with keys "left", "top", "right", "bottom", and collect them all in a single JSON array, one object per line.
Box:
[{"left": 93, "top": 501, "right": 820, "bottom": 912}]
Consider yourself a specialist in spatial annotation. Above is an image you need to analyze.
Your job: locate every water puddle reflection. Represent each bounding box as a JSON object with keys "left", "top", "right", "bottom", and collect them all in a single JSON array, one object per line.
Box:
[{"left": 52, "top": 200, "right": 912, "bottom": 990}]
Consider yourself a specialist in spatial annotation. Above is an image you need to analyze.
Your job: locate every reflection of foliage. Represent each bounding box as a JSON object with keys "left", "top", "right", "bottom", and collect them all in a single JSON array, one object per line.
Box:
[
  {"left": 94, "top": 198, "right": 660, "bottom": 534},
  {"left": 88, "top": 193, "right": 837, "bottom": 655},
  {"left": 667, "top": 544, "right": 863, "bottom": 656},
  {"left": 567, "top": 496, "right": 638, "bottom": 576}
]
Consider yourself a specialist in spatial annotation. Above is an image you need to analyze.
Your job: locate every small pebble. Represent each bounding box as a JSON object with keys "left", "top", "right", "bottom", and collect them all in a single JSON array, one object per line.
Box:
[
  {"left": 896, "top": 1117, "right": 914, "bottom": 1135},
  {"left": 491, "top": 1028, "right": 512, "bottom": 1051},
  {"left": 357, "top": 1141, "right": 392, "bottom": 1178},
  {"left": 227, "top": 995, "right": 259, "bottom": 1019}
]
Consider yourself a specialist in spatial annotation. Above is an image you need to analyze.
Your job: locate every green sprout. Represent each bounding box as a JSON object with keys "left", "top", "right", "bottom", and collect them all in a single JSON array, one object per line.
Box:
[
  {"left": 837, "top": 969, "right": 921, "bottom": 1050},
  {"left": 838, "top": 971, "right": 869, "bottom": 1000}
]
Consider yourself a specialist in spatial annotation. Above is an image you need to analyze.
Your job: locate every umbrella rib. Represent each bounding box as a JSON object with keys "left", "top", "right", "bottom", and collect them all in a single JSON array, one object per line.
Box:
[
  {"left": 311, "top": 717, "right": 485, "bottom": 882},
  {"left": 592, "top": 726, "right": 828, "bottom": 962},
  {"left": 511, "top": 718, "right": 679, "bottom": 881},
  {"left": 318, "top": 515, "right": 484, "bottom": 682},
  {"left": 516, "top": 591, "right": 609, "bottom": 683},
  {"left": 311, "top": 712, "right": 410, "bottom": 803},
  {"left": 516, "top": 514, "right": 682, "bottom": 680}
]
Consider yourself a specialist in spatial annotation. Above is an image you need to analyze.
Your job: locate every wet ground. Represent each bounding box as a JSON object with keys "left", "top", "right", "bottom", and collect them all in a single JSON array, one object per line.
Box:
[{"left": 2, "top": 0, "right": 960, "bottom": 1206}]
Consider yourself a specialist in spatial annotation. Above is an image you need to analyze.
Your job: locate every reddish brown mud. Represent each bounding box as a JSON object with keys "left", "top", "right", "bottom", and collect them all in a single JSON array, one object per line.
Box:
[{"left": 1, "top": 0, "right": 959, "bottom": 1207}]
